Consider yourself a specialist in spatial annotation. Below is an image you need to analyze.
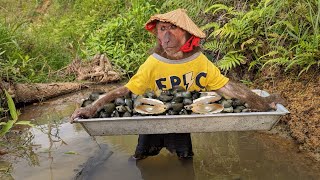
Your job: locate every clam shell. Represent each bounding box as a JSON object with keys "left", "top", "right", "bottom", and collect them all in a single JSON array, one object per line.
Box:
[
  {"left": 134, "top": 98, "right": 165, "bottom": 106},
  {"left": 134, "top": 98, "right": 167, "bottom": 114},
  {"left": 186, "top": 103, "right": 224, "bottom": 114},
  {"left": 199, "top": 91, "right": 219, "bottom": 97},
  {"left": 135, "top": 104, "right": 167, "bottom": 114},
  {"left": 193, "top": 95, "right": 221, "bottom": 104}
]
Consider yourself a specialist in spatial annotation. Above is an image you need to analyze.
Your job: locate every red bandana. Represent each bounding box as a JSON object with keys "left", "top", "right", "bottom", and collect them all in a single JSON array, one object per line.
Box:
[
  {"left": 179, "top": 35, "right": 200, "bottom": 52},
  {"left": 145, "top": 22, "right": 157, "bottom": 32}
]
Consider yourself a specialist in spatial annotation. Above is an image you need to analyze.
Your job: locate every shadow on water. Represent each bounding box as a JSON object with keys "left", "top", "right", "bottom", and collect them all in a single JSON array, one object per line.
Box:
[
  {"left": 74, "top": 144, "right": 113, "bottom": 180},
  {"left": 8, "top": 86, "right": 320, "bottom": 180},
  {"left": 136, "top": 155, "right": 195, "bottom": 180}
]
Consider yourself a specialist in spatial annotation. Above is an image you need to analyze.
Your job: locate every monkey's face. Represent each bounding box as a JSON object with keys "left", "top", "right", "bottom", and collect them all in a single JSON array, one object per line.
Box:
[{"left": 156, "top": 22, "right": 188, "bottom": 59}]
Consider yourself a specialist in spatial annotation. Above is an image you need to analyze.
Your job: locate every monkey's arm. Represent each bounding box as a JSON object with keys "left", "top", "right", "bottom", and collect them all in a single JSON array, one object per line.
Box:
[
  {"left": 216, "top": 81, "right": 286, "bottom": 111},
  {"left": 70, "top": 86, "right": 130, "bottom": 121}
]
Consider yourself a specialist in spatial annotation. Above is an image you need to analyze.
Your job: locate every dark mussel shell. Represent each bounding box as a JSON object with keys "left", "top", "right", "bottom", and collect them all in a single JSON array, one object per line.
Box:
[
  {"left": 232, "top": 99, "right": 245, "bottom": 107},
  {"left": 183, "top": 98, "right": 193, "bottom": 105},
  {"left": 179, "top": 109, "right": 189, "bottom": 115},
  {"left": 125, "top": 98, "right": 133, "bottom": 109},
  {"left": 114, "top": 98, "right": 125, "bottom": 106},
  {"left": 222, "top": 106, "right": 234, "bottom": 113},
  {"left": 170, "top": 102, "right": 184, "bottom": 111},
  {"left": 144, "top": 89, "right": 156, "bottom": 98},
  {"left": 111, "top": 110, "right": 120, "bottom": 117},
  {"left": 89, "top": 91, "right": 105, "bottom": 101},
  {"left": 220, "top": 100, "right": 232, "bottom": 108},
  {"left": 158, "top": 94, "right": 174, "bottom": 102},
  {"left": 81, "top": 99, "right": 93, "bottom": 107},
  {"left": 167, "top": 109, "right": 179, "bottom": 115},
  {"left": 103, "top": 103, "right": 116, "bottom": 114},
  {"left": 99, "top": 111, "right": 110, "bottom": 118},
  {"left": 191, "top": 91, "right": 200, "bottom": 100},
  {"left": 171, "top": 96, "right": 184, "bottom": 103},
  {"left": 170, "top": 86, "right": 185, "bottom": 94},
  {"left": 234, "top": 105, "right": 246, "bottom": 113},
  {"left": 122, "top": 111, "right": 132, "bottom": 117}
]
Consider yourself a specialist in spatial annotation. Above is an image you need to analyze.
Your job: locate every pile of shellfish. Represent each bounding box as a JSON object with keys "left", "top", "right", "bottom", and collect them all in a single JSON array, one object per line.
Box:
[{"left": 81, "top": 86, "right": 252, "bottom": 118}]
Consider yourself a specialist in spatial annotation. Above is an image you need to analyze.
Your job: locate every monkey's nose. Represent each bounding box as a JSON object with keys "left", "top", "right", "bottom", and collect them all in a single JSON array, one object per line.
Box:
[{"left": 164, "top": 32, "right": 171, "bottom": 43}]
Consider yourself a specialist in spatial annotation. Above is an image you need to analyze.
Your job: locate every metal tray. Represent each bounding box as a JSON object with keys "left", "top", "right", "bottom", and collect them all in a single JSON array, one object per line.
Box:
[{"left": 74, "top": 90, "right": 289, "bottom": 136}]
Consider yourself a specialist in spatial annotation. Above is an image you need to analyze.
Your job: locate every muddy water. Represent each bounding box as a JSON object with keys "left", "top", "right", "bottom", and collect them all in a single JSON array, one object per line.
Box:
[{"left": 10, "top": 85, "right": 320, "bottom": 180}]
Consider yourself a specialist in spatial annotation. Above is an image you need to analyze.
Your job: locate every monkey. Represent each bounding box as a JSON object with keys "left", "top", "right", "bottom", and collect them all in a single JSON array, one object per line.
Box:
[{"left": 71, "top": 9, "right": 285, "bottom": 160}]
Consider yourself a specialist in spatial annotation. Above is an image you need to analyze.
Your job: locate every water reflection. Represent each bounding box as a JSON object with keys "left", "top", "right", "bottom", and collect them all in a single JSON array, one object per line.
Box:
[
  {"left": 136, "top": 155, "right": 195, "bottom": 180},
  {"left": 192, "top": 132, "right": 318, "bottom": 180}
]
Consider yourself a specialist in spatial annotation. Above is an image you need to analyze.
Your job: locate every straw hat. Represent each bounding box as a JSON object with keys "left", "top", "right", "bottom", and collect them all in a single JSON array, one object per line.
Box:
[{"left": 145, "top": 9, "right": 206, "bottom": 38}]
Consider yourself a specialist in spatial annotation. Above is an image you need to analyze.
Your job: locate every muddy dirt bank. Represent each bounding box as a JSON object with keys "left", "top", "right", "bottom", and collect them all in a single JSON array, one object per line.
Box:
[{"left": 254, "top": 71, "right": 320, "bottom": 160}]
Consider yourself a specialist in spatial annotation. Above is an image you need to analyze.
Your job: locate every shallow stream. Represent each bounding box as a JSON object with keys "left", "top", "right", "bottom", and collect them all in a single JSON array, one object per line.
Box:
[{"left": 6, "top": 85, "right": 320, "bottom": 180}]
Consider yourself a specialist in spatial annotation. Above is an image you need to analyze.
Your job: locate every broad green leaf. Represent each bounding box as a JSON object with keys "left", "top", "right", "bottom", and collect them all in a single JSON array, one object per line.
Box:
[{"left": 4, "top": 90, "right": 18, "bottom": 121}]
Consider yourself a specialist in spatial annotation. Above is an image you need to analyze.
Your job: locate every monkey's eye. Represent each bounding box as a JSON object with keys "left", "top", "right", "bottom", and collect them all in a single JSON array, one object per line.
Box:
[
  {"left": 170, "top": 25, "right": 177, "bottom": 29},
  {"left": 160, "top": 26, "right": 166, "bottom": 31}
]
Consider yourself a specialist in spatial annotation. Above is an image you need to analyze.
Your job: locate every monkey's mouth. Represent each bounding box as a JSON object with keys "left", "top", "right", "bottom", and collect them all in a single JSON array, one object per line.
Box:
[{"left": 164, "top": 46, "right": 177, "bottom": 50}]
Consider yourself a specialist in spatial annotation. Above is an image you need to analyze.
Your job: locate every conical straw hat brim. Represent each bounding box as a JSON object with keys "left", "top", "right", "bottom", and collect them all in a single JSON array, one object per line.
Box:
[{"left": 146, "top": 9, "right": 206, "bottom": 38}]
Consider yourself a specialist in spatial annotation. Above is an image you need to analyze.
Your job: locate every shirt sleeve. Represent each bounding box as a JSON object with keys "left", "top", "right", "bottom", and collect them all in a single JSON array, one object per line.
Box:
[
  {"left": 206, "top": 61, "right": 229, "bottom": 90},
  {"left": 124, "top": 58, "right": 152, "bottom": 95}
]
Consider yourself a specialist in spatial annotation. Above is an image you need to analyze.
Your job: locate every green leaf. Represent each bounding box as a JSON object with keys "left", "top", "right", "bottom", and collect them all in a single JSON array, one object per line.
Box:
[
  {"left": 264, "top": 0, "right": 273, "bottom": 7},
  {"left": 201, "top": 22, "right": 220, "bottom": 31},
  {"left": 0, "top": 120, "right": 14, "bottom": 137},
  {"left": 4, "top": 90, "right": 18, "bottom": 121},
  {"left": 64, "top": 151, "right": 78, "bottom": 155},
  {"left": 205, "top": 4, "right": 231, "bottom": 14},
  {"left": 15, "top": 121, "right": 35, "bottom": 127}
]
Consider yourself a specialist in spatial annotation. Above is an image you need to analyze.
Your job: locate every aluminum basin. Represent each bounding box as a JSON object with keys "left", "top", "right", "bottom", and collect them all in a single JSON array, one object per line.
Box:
[{"left": 74, "top": 90, "right": 289, "bottom": 136}]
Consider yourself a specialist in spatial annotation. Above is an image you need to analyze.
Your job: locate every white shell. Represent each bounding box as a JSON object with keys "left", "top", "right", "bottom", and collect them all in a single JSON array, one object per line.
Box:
[
  {"left": 135, "top": 104, "right": 167, "bottom": 114},
  {"left": 134, "top": 98, "right": 166, "bottom": 114},
  {"left": 193, "top": 95, "right": 221, "bottom": 104},
  {"left": 187, "top": 103, "right": 224, "bottom": 114},
  {"left": 134, "top": 98, "right": 164, "bottom": 106}
]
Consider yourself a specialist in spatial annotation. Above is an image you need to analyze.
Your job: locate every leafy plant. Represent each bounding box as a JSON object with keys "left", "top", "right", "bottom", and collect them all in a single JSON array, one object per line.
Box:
[
  {"left": 83, "top": 1, "right": 160, "bottom": 76},
  {"left": 0, "top": 90, "right": 34, "bottom": 137},
  {"left": 217, "top": 51, "right": 246, "bottom": 72},
  {"left": 203, "top": 0, "right": 320, "bottom": 76}
]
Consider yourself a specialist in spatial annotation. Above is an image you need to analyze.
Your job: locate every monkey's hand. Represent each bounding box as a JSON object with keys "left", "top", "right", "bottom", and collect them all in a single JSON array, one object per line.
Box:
[
  {"left": 70, "top": 105, "right": 97, "bottom": 123},
  {"left": 264, "top": 93, "right": 287, "bottom": 110}
]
